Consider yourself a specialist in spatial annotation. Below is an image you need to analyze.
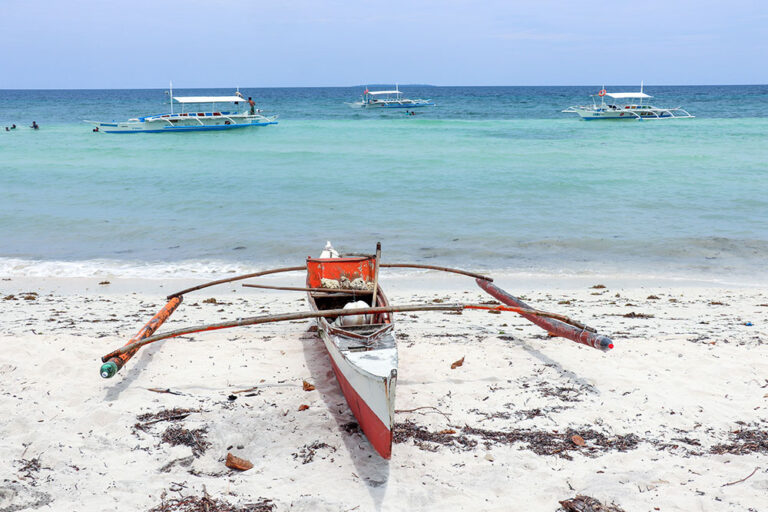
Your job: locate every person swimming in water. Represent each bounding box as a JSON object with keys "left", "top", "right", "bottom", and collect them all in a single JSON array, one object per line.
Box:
[{"left": 31, "top": 121, "right": 39, "bottom": 130}]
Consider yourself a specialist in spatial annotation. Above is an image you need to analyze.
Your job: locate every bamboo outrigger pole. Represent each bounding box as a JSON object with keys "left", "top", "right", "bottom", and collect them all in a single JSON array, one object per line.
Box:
[
  {"left": 477, "top": 280, "right": 613, "bottom": 351},
  {"left": 102, "top": 304, "right": 462, "bottom": 364},
  {"left": 379, "top": 263, "right": 492, "bottom": 281},
  {"left": 100, "top": 296, "right": 183, "bottom": 378},
  {"left": 167, "top": 263, "right": 488, "bottom": 300},
  {"left": 100, "top": 302, "right": 586, "bottom": 366},
  {"left": 101, "top": 259, "right": 611, "bottom": 379},
  {"left": 167, "top": 265, "right": 307, "bottom": 299}
]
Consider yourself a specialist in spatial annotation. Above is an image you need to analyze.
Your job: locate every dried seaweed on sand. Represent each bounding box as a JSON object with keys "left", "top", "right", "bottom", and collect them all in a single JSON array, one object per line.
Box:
[
  {"left": 161, "top": 425, "right": 210, "bottom": 457},
  {"left": 134, "top": 407, "right": 199, "bottom": 433},
  {"left": 147, "top": 490, "right": 274, "bottom": 512},
  {"left": 559, "top": 495, "right": 626, "bottom": 512},
  {"left": 710, "top": 423, "right": 768, "bottom": 455},
  {"left": 394, "top": 421, "right": 639, "bottom": 459}
]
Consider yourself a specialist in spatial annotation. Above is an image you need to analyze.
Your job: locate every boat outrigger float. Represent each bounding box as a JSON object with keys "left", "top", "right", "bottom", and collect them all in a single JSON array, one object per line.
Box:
[{"left": 100, "top": 242, "right": 614, "bottom": 459}]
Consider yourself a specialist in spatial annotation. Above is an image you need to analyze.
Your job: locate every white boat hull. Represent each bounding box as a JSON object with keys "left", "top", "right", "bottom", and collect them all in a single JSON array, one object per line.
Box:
[
  {"left": 349, "top": 100, "right": 435, "bottom": 109},
  {"left": 566, "top": 107, "right": 692, "bottom": 120},
  {"left": 361, "top": 102, "right": 435, "bottom": 109},
  {"left": 86, "top": 114, "right": 278, "bottom": 133},
  {"left": 316, "top": 322, "right": 397, "bottom": 458},
  {"left": 563, "top": 102, "right": 694, "bottom": 121}
]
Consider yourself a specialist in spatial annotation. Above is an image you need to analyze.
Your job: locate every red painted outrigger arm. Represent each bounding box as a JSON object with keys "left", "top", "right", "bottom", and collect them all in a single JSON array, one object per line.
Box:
[
  {"left": 477, "top": 279, "right": 613, "bottom": 351},
  {"left": 100, "top": 296, "right": 183, "bottom": 378}
]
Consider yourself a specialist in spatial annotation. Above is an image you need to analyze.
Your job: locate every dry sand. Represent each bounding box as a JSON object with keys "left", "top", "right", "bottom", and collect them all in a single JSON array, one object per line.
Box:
[{"left": 1, "top": 273, "right": 767, "bottom": 511}]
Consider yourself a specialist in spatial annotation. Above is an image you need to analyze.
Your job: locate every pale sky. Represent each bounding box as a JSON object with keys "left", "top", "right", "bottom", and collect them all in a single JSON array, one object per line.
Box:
[{"left": 1, "top": 0, "right": 766, "bottom": 88}]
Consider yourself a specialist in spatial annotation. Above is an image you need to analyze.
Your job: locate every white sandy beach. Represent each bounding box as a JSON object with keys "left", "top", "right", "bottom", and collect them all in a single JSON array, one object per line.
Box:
[{"left": 1, "top": 273, "right": 767, "bottom": 511}]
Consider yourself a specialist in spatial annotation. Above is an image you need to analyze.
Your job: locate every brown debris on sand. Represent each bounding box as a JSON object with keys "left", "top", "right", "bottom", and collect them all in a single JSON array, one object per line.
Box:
[
  {"left": 148, "top": 489, "right": 274, "bottom": 512},
  {"left": 14, "top": 457, "right": 47, "bottom": 483},
  {"left": 463, "top": 426, "right": 639, "bottom": 459},
  {"left": 710, "top": 423, "right": 768, "bottom": 455},
  {"left": 161, "top": 425, "right": 210, "bottom": 457},
  {"left": 393, "top": 421, "right": 478, "bottom": 452},
  {"left": 559, "top": 495, "right": 626, "bottom": 512},
  {"left": 292, "top": 441, "right": 336, "bottom": 464},
  {"left": 134, "top": 407, "right": 199, "bottom": 432},
  {"left": 538, "top": 383, "right": 586, "bottom": 403},
  {"left": 225, "top": 452, "right": 254, "bottom": 471},
  {"left": 394, "top": 421, "right": 639, "bottom": 459},
  {"left": 622, "top": 312, "right": 655, "bottom": 319},
  {"left": 340, "top": 421, "right": 361, "bottom": 434}
]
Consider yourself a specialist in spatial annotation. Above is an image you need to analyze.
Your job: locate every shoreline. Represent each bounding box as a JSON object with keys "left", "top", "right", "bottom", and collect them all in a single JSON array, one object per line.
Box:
[
  {"left": 3, "top": 264, "right": 768, "bottom": 298},
  {"left": 1, "top": 274, "right": 766, "bottom": 510}
]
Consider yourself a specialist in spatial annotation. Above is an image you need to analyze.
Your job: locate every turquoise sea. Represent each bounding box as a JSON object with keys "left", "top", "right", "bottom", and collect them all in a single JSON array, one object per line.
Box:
[{"left": 1, "top": 85, "right": 767, "bottom": 284}]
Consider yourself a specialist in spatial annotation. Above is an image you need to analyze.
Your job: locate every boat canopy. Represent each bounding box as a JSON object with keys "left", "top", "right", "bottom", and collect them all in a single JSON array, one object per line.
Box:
[
  {"left": 605, "top": 92, "right": 652, "bottom": 99},
  {"left": 173, "top": 96, "right": 245, "bottom": 104},
  {"left": 367, "top": 90, "right": 401, "bottom": 95}
]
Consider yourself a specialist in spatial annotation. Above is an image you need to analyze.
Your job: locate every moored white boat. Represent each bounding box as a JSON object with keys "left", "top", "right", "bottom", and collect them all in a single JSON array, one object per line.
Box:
[
  {"left": 85, "top": 86, "right": 278, "bottom": 133},
  {"left": 562, "top": 83, "right": 694, "bottom": 120},
  {"left": 348, "top": 86, "right": 435, "bottom": 109},
  {"left": 305, "top": 245, "right": 397, "bottom": 459}
]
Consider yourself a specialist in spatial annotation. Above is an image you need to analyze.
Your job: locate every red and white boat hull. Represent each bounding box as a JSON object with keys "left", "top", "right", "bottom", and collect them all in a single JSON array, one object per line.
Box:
[
  {"left": 319, "top": 331, "right": 397, "bottom": 458},
  {"left": 306, "top": 253, "right": 398, "bottom": 458}
]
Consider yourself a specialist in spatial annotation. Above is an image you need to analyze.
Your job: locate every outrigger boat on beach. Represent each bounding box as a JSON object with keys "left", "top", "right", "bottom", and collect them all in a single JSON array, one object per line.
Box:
[
  {"left": 562, "top": 83, "right": 694, "bottom": 120},
  {"left": 100, "top": 242, "right": 614, "bottom": 459},
  {"left": 85, "top": 86, "right": 277, "bottom": 133},
  {"left": 306, "top": 246, "right": 397, "bottom": 457},
  {"left": 348, "top": 86, "right": 435, "bottom": 110}
]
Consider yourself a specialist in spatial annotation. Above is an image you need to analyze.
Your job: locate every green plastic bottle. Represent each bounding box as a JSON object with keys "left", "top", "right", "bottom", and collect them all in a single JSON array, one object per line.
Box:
[{"left": 100, "top": 361, "right": 118, "bottom": 379}]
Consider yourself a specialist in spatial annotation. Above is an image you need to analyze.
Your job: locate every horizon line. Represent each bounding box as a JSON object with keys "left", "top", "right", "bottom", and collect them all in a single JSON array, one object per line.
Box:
[{"left": 1, "top": 83, "right": 767, "bottom": 91}]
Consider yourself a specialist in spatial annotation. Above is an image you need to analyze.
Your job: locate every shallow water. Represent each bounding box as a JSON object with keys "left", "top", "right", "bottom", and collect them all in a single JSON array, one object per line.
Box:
[{"left": 1, "top": 85, "right": 766, "bottom": 284}]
